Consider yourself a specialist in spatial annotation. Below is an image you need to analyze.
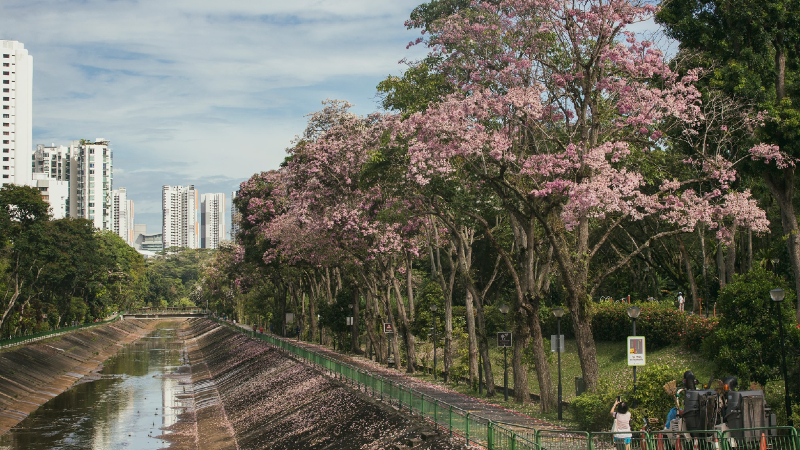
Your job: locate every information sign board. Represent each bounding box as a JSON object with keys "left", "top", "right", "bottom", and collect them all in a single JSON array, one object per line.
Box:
[
  {"left": 383, "top": 323, "right": 394, "bottom": 334},
  {"left": 627, "top": 336, "right": 646, "bottom": 366},
  {"left": 497, "top": 332, "right": 512, "bottom": 348}
]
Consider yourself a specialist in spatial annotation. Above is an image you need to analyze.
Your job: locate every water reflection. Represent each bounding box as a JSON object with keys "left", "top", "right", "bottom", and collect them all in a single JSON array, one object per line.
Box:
[{"left": 0, "top": 322, "right": 184, "bottom": 450}]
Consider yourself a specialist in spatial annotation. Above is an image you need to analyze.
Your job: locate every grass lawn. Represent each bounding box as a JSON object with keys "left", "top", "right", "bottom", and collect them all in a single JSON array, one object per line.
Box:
[{"left": 411, "top": 338, "right": 717, "bottom": 428}]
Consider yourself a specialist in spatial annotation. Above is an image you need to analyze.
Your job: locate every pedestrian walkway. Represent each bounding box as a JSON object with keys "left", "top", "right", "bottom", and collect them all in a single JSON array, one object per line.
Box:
[{"left": 225, "top": 320, "right": 556, "bottom": 437}]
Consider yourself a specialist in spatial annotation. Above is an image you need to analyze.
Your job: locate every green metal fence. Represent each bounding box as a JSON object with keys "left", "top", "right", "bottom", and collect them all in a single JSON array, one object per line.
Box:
[
  {"left": 216, "top": 319, "right": 799, "bottom": 450},
  {"left": 0, "top": 314, "right": 122, "bottom": 350}
]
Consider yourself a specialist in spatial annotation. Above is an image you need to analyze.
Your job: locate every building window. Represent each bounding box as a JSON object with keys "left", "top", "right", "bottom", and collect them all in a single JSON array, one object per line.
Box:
[
  {"left": 2, "top": 55, "right": 8, "bottom": 58},
  {"left": 2, "top": 175, "right": 7, "bottom": 179},
  {"left": 2, "top": 157, "right": 7, "bottom": 161},
  {"left": 1, "top": 72, "right": 7, "bottom": 76},
  {"left": 3, "top": 166, "right": 8, "bottom": 170},
  {"left": 2, "top": 149, "right": 8, "bottom": 153},
  {"left": 2, "top": 81, "right": 8, "bottom": 84},
  {"left": 2, "top": 98, "right": 8, "bottom": 101},
  {"left": 2, "top": 114, "right": 7, "bottom": 118}
]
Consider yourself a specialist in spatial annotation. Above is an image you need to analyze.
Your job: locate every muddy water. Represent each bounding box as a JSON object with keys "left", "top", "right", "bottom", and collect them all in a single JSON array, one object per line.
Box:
[{"left": 0, "top": 322, "right": 185, "bottom": 450}]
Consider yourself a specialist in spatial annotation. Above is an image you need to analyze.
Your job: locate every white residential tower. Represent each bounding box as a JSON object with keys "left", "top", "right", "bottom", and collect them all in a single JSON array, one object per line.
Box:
[
  {"left": 201, "top": 193, "right": 225, "bottom": 249},
  {"left": 1, "top": 40, "right": 33, "bottom": 187}
]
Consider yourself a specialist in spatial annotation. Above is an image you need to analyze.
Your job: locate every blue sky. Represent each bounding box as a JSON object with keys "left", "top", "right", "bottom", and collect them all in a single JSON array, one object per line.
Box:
[{"left": 0, "top": 0, "right": 428, "bottom": 235}]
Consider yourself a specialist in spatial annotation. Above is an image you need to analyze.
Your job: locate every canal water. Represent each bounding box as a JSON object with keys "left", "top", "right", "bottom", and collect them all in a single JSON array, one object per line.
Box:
[{"left": 0, "top": 322, "right": 185, "bottom": 450}]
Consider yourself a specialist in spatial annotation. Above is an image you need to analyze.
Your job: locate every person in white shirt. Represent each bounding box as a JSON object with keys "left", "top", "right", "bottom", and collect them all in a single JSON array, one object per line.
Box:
[
  {"left": 611, "top": 398, "right": 632, "bottom": 449},
  {"left": 677, "top": 292, "right": 685, "bottom": 312}
]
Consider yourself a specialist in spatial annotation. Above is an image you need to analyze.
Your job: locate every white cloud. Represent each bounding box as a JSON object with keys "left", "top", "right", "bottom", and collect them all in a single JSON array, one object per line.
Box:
[{"left": 2, "top": 0, "right": 428, "bottom": 233}]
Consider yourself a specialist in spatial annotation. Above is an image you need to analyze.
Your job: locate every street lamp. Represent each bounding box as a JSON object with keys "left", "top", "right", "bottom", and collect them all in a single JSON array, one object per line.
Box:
[
  {"left": 317, "top": 314, "right": 322, "bottom": 345},
  {"left": 770, "top": 288, "right": 793, "bottom": 426},
  {"left": 430, "top": 304, "right": 438, "bottom": 381},
  {"left": 627, "top": 306, "right": 641, "bottom": 408},
  {"left": 553, "top": 307, "right": 565, "bottom": 420},
  {"left": 499, "top": 303, "right": 510, "bottom": 402}
]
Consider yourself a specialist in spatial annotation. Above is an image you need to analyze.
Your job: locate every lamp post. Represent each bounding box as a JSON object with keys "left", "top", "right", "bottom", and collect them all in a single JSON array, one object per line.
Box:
[
  {"left": 553, "top": 307, "right": 565, "bottom": 420},
  {"left": 770, "top": 288, "right": 793, "bottom": 426},
  {"left": 499, "top": 303, "right": 510, "bottom": 402},
  {"left": 627, "top": 305, "right": 641, "bottom": 408},
  {"left": 317, "top": 314, "right": 322, "bottom": 345}
]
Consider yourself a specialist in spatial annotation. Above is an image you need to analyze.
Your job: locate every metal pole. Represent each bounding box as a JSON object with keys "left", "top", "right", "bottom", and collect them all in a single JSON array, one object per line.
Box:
[
  {"left": 777, "top": 306, "right": 793, "bottom": 426},
  {"left": 632, "top": 317, "right": 637, "bottom": 408},
  {"left": 557, "top": 316, "right": 562, "bottom": 420},
  {"left": 504, "top": 314, "right": 508, "bottom": 402}
]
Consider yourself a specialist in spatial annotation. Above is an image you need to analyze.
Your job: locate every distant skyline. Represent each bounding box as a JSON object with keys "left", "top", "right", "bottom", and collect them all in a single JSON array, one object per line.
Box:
[{"left": 0, "top": 0, "right": 427, "bottom": 234}]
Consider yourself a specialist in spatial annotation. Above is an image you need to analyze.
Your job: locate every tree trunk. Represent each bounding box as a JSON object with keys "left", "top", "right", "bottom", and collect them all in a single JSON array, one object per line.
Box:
[
  {"left": 678, "top": 236, "right": 699, "bottom": 309},
  {"left": 392, "top": 274, "right": 416, "bottom": 373},
  {"left": 465, "top": 290, "right": 479, "bottom": 386},
  {"left": 383, "top": 287, "right": 402, "bottom": 369},
  {"left": 351, "top": 288, "right": 361, "bottom": 354},
  {"left": 725, "top": 226, "right": 737, "bottom": 286},
  {"left": 764, "top": 170, "right": 800, "bottom": 321}
]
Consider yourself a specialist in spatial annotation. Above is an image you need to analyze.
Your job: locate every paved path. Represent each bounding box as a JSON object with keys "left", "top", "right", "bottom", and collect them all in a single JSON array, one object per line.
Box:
[{"left": 228, "top": 321, "right": 555, "bottom": 434}]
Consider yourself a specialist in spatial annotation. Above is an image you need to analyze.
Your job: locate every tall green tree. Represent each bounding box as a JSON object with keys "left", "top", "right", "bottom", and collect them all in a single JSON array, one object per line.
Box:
[{"left": 658, "top": 0, "right": 800, "bottom": 319}]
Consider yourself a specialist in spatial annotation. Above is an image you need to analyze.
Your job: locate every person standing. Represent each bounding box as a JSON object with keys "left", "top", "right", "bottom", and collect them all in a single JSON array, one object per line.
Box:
[
  {"left": 611, "top": 398, "right": 632, "bottom": 450},
  {"left": 677, "top": 292, "right": 685, "bottom": 312}
]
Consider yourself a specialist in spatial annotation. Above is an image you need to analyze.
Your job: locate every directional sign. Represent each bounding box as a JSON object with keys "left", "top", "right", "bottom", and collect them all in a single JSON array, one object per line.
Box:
[
  {"left": 383, "top": 323, "right": 394, "bottom": 334},
  {"left": 346, "top": 316, "right": 354, "bottom": 326},
  {"left": 627, "top": 336, "right": 646, "bottom": 366},
  {"left": 497, "top": 332, "right": 512, "bottom": 348}
]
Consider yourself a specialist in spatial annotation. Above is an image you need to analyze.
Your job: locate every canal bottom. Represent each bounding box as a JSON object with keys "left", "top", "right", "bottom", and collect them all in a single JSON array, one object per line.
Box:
[{"left": 0, "top": 321, "right": 185, "bottom": 450}]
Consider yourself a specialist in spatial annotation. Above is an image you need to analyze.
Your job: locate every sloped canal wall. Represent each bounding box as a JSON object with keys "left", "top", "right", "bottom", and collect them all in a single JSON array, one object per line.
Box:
[
  {"left": 0, "top": 319, "right": 153, "bottom": 435},
  {"left": 167, "top": 319, "right": 467, "bottom": 450}
]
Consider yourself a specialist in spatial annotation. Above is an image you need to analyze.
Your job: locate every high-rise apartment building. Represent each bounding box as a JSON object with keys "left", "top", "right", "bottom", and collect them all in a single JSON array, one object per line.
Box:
[
  {"left": 230, "top": 190, "right": 241, "bottom": 242},
  {"left": 127, "top": 199, "right": 135, "bottom": 243},
  {"left": 32, "top": 144, "right": 71, "bottom": 218},
  {"left": 162, "top": 185, "right": 198, "bottom": 249},
  {"left": 111, "top": 187, "right": 131, "bottom": 244},
  {"left": 1, "top": 40, "right": 33, "bottom": 187},
  {"left": 69, "top": 139, "right": 113, "bottom": 230},
  {"left": 201, "top": 193, "right": 225, "bottom": 249}
]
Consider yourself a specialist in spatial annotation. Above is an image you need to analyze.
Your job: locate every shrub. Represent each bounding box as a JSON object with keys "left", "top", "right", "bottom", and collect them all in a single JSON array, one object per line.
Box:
[
  {"left": 570, "top": 380, "right": 618, "bottom": 431},
  {"left": 681, "top": 315, "right": 718, "bottom": 351},
  {"left": 590, "top": 302, "right": 700, "bottom": 351},
  {"left": 630, "top": 363, "right": 686, "bottom": 428}
]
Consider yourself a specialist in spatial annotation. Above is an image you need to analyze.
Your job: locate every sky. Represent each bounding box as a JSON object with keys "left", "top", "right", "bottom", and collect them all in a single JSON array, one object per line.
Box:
[{"left": 0, "top": 0, "right": 428, "bottom": 236}]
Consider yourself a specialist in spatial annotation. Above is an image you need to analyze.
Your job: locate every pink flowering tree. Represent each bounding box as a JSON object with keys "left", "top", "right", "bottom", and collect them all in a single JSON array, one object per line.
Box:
[{"left": 402, "top": 0, "right": 771, "bottom": 391}]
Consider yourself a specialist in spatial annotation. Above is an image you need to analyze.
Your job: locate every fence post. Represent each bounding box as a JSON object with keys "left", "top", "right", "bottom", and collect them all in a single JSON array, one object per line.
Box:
[
  {"left": 449, "top": 406, "right": 453, "bottom": 436},
  {"left": 466, "top": 412, "right": 470, "bottom": 445},
  {"left": 434, "top": 399, "right": 438, "bottom": 429},
  {"left": 488, "top": 421, "right": 493, "bottom": 450},
  {"left": 421, "top": 393, "right": 424, "bottom": 417}
]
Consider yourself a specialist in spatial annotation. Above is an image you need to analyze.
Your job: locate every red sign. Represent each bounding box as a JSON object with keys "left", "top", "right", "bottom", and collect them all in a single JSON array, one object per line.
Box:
[{"left": 383, "top": 323, "right": 394, "bottom": 334}]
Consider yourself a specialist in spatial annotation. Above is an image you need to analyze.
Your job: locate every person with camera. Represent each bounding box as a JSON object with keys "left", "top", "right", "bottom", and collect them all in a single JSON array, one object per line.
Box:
[{"left": 611, "top": 397, "right": 632, "bottom": 449}]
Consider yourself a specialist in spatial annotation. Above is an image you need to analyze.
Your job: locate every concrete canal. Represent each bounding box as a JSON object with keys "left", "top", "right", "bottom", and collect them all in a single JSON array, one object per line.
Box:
[
  {"left": 0, "top": 319, "right": 467, "bottom": 450},
  {"left": 0, "top": 322, "right": 184, "bottom": 449}
]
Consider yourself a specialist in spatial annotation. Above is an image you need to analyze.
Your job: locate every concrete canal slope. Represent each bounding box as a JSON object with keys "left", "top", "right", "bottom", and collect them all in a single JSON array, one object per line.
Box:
[
  {"left": 0, "top": 319, "right": 154, "bottom": 435},
  {"left": 167, "top": 319, "right": 467, "bottom": 450}
]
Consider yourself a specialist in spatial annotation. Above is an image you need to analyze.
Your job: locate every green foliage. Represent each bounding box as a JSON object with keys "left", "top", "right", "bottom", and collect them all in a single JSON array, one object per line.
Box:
[
  {"left": 630, "top": 363, "right": 686, "bottom": 428},
  {"left": 704, "top": 267, "right": 800, "bottom": 390},
  {"left": 570, "top": 381, "right": 617, "bottom": 431},
  {"left": 590, "top": 301, "right": 717, "bottom": 351}
]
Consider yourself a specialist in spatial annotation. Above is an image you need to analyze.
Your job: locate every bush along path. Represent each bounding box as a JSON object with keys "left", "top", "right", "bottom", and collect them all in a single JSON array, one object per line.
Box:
[{"left": 224, "top": 320, "right": 557, "bottom": 441}]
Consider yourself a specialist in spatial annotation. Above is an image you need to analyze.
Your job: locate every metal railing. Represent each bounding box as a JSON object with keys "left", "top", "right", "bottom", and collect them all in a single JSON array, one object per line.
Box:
[
  {"left": 0, "top": 314, "right": 122, "bottom": 350},
  {"left": 215, "top": 319, "right": 799, "bottom": 450}
]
